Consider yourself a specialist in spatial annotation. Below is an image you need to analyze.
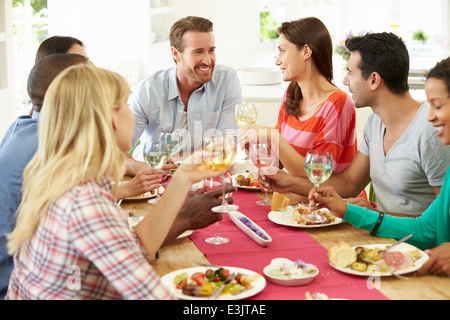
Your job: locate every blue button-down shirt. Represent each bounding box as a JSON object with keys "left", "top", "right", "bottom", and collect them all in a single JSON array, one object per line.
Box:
[
  {"left": 0, "top": 112, "right": 39, "bottom": 299},
  {"left": 128, "top": 65, "right": 242, "bottom": 151}
]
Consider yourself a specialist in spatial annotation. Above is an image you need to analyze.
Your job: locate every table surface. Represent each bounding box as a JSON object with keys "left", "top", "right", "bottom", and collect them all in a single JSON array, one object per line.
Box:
[{"left": 121, "top": 189, "right": 450, "bottom": 300}]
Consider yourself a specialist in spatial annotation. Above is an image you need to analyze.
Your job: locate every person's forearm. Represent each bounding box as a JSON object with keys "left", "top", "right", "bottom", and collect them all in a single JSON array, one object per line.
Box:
[
  {"left": 124, "top": 152, "right": 148, "bottom": 176},
  {"left": 133, "top": 172, "right": 191, "bottom": 257}
]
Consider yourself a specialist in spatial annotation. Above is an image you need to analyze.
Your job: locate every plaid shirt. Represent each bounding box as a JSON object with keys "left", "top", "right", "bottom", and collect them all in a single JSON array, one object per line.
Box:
[{"left": 6, "top": 178, "right": 174, "bottom": 300}]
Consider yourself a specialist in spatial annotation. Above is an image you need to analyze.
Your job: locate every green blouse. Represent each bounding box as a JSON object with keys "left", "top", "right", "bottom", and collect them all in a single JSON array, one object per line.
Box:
[{"left": 344, "top": 165, "right": 450, "bottom": 250}]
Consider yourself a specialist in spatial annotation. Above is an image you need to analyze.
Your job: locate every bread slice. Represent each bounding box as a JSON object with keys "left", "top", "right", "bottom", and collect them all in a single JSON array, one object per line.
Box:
[
  {"left": 328, "top": 242, "right": 357, "bottom": 268},
  {"left": 271, "top": 192, "right": 290, "bottom": 212}
]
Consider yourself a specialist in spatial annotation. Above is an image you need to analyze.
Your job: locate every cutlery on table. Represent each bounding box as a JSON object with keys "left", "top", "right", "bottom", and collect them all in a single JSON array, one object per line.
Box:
[
  {"left": 387, "top": 234, "right": 413, "bottom": 251},
  {"left": 361, "top": 258, "right": 409, "bottom": 280},
  {"left": 209, "top": 273, "right": 236, "bottom": 300}
]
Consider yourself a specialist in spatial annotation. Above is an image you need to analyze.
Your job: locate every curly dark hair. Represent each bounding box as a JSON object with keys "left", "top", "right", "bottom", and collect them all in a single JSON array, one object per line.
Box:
[
  {"left": 427, "top": 57, "right": 450, "bottom": 95},
  {"left": 345, "top": 32, "right": 409, "bottom": 95}
]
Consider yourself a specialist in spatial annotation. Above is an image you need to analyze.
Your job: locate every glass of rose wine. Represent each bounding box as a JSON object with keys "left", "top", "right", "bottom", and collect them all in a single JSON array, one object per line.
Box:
[
  {"left": 249, "top": 142, "right": 277, "bottom": 206},
  {"left": 202, "top": 133, "right": 239, "bottom": 213},
  {"left": 303, "top": 149, "right": 333, "bottom": 223},
  {"left": 203, "top": 172, "right": 234, "bottom": 245},
  {"left": 143, "top": 140, "right": 168, "bottom": 204}
]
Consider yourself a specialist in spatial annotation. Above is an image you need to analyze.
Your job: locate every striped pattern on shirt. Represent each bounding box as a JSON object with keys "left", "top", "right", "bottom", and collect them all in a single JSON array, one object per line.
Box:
[{"left": 275, "top": 90, "right": 357, "bottom": 173}]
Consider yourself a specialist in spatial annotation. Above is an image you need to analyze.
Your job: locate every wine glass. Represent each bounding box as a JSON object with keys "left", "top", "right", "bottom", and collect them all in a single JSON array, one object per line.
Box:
[
  {"left": 202, "top": 133, "right": 239, "bottom": 213},
  {"left": 234, "top": 103, "right": 257, "bottom": 127},
  {"left": 158, "top": 131, "right": 183, "bottom": 179},
  {"left": 303, "top": 149, "right": 334, "bottom": 223},
  {"left": 143, "top": 140, "right": 169, "bottom": 204},
  {"left": 249, "top": 142, "right": 277, "bottom": 206},
  {"left": 203, "top": 172, "right": 234, "bottom": 245}
]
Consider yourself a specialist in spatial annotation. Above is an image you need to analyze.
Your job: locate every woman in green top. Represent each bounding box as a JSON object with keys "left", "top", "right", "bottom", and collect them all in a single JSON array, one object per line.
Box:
[{"left": 309, "top": 57, "right": 450, "bottom": 276}]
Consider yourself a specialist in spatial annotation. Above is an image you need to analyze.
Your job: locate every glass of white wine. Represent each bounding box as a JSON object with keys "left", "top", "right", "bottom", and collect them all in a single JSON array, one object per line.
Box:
[
  {"left": 234, "top": 102, "right": 257, "bottom": 127},
  {"left": 158, "top": 131, "right": 182, "bottom": 178},
  {"left": 203, "top": 172, "right": 234, "bottom": 245},
  {"left": 203, "top": 133, "right": 239, "bottom": 214},
  {"left": 143, "top": 140, "right": 169, "bottom": 204},
  {"left": 304, "top": 149, "right": 333, "bottom": 223},
  {"left": 249, "top": 142, "right": 277, "bottom": 206}
]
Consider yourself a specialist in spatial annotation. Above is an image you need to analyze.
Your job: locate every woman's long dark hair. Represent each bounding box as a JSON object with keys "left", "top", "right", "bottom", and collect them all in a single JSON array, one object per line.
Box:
[{"left": 278, "top": 17, "right": 334, "bottom": 117}]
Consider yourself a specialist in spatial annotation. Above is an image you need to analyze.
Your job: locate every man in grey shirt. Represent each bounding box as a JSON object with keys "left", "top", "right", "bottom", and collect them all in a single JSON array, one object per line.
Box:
[
  {"left": 126, "top": 16, "right": 241, "bottom": 175},
  {"left": 259, "top": 32, "right": 450, "bottom": 217}
]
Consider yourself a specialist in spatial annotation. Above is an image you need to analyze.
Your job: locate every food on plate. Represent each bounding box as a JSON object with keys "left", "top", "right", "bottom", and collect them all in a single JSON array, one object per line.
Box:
[
  {"left": 329, "top": 242, "right": 422, "bottom": 273},
  {"left": 266, "top": 259, "right": 318, "bottom": 280},
  {"left": 328, "top": 242, "right": 357, "bottom": 268},
  {"left": 271, "top": 192, "right": 290, "bottom": 212},
  {"left": 172, "top": 267, "right": 260, "bottom": 298},
  {"left": 292, "top": 203, "right": 336, "bottom": 225},
  {"left": 235, "top": 173, "right": 260, "bottom": 188},
  {"left": 305, "top": 292, "right": 330, "bottom": 300},
  {"left": 238, "top": 216, "right": 270, "bottom": 241}
]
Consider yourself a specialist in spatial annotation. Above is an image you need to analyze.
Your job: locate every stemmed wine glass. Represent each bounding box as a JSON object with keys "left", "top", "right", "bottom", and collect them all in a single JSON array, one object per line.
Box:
[
  {"left": 202, "top": 133, "right": 239, "bottom": 213},
  {"left": 158, "top": 131, "right": 183, "bottom": 178},
  {"left": 303, "top": 149, "right": 333, "bottom": 223},
  {"left": 234, "top": 102, "right": 257, "bottom": 127},
  {"left": 143, "top": 140, "right": 168, "bottom": 204},
  {"left": 203, "top": 172, "right": 234, "bottom": 245},
  {"left": 249, "top": 142, "right": 277, "bottom": 206}
]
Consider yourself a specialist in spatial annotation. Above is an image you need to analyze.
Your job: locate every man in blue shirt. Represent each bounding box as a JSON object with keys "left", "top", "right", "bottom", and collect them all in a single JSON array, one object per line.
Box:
[
  {"left": 0, "top": 54, "right": 89, "bottom": 298},
  {"left": 127, "top": 16, "right": 242, "bottom": 174}
]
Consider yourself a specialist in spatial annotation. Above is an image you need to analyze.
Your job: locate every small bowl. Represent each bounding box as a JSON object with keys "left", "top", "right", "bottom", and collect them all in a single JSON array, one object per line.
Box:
[
  {"left": 229, "top": 211, "right": 272, "bottom": 247},
  {"left": 263, "top": 258, "right": 319, "bottom": 286}
]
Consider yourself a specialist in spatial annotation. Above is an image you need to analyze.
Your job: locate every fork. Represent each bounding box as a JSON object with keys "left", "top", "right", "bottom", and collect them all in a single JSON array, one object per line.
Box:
[
  {"left": 361, "top": 258, "right": 409, "bottom": 280},
  {"left": 209, "top": 273, "right": 236, "bottom": 300}
]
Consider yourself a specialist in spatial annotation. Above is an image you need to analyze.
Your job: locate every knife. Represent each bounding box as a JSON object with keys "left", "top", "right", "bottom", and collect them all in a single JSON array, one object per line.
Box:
[{"left": 387, "top": 234, "right": 413, "bottom": 251}]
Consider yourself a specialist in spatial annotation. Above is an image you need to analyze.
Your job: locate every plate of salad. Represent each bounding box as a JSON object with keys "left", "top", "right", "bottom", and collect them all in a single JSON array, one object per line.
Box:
[{"left": 161, "top": 266, "right": 266, "bottom": 300}]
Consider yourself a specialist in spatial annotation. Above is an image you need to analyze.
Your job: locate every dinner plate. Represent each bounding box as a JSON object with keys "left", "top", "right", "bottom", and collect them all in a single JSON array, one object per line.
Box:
[
  {"left": 231, "top": 173, "right": 261, "bottom": 190},
  {"left": 330, "top": 243, "right": 429, "bottom": 277},
  {"left": 127, "top": 216, "right": 193, "bottom": 239},
  {"left": 161, "top": 266, "right": 266, "bottom": 300},
  {"left": 268, "top": 205, "right": 342, "bottom": 228},
  {"left": 121, "top": 185, "right": 165, "bottom": 201}
]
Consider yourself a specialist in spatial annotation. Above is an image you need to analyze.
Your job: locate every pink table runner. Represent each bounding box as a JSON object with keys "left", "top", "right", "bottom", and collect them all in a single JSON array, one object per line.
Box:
[{"left": 189, "top": 190, "right": 388, "bottom": 300}]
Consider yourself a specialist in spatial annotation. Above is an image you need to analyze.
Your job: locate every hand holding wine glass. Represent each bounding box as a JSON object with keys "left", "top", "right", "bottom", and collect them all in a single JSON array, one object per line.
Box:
[
  {"left": 303, "top": 149, "right": 333, "bottom": 223},
  {"left": 249, "top": 142, "right": 277, "bottom": 206},
  {"left": 143, "top": 140, "right": 169, "bottom": 204}
]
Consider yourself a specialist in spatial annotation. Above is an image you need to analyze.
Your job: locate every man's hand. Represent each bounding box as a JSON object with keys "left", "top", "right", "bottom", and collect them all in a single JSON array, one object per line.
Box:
[
  {"left": 162, "top": 186, "right": 236, "bottom": 245},
  {"left": 308, "top": 185, "right": 347, "bottom": 218},
  {"left": 259, "top": 169, "right": 294, "bottom": 194}
]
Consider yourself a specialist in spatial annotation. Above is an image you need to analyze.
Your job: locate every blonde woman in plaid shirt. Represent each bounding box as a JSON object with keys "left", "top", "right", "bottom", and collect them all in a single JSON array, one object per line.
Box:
[{"left": 6, "top": 64, "right": 230, "bottom": 300}]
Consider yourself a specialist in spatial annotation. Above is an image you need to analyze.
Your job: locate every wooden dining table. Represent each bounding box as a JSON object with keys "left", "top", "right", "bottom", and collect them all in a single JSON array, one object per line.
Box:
[{"left": 120, "top": 181, "right": 450, "bottom": 300}]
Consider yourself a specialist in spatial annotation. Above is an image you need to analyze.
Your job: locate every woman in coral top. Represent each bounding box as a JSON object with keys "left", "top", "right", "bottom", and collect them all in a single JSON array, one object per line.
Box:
[{"left": 239, "top": 17, "right": 357, "bottom": 176}]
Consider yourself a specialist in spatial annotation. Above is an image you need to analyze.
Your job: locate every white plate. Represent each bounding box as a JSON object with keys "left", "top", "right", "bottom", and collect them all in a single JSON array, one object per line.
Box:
[
  {"left": 232, "top": 173, "right": 261, "bottom": 190},
  {"left": 121, "top": 185, "right": 165, "bottom": 201},
  {"left": 330, "top": 243, "right": 429, "bottom": 277},
  {"left": 268, "top": 205, "right": 342, "bottom": 228},
  {"left": 161, "top": 266, "right": 266, "bottom": 300},
  {"left": 263, "top": 258, "right": 319, "bottom": 286},
  {"left": 229, "top": 211, "right": 271, "bottom": 246}
]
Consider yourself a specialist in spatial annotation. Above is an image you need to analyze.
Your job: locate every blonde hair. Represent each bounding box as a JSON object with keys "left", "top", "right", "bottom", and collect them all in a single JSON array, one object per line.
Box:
[{"left": 7, "top": 64, "right": 130, "bottom": 255}]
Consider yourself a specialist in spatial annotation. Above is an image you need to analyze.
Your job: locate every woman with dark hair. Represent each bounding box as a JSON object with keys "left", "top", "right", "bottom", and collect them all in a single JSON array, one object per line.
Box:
[
  {"left": 239, "top": 17, "right": 358, "bottom": 177},
  {"left": 34, "top": 36, "right": 87, "bottom": 63}
]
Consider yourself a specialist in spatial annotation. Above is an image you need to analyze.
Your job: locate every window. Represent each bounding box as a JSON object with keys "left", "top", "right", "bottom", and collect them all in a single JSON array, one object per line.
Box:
[{"left": 12, "top": 0, "right": 48, "bottom": 114}]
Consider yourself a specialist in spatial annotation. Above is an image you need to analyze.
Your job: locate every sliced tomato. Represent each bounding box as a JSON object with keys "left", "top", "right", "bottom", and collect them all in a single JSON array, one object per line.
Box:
[
  {"left": 190, "top": 272, "right": 206, "bottom": 285},
  {"left": 175, "top": 277, "right": 187, "bottom": 289}
]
